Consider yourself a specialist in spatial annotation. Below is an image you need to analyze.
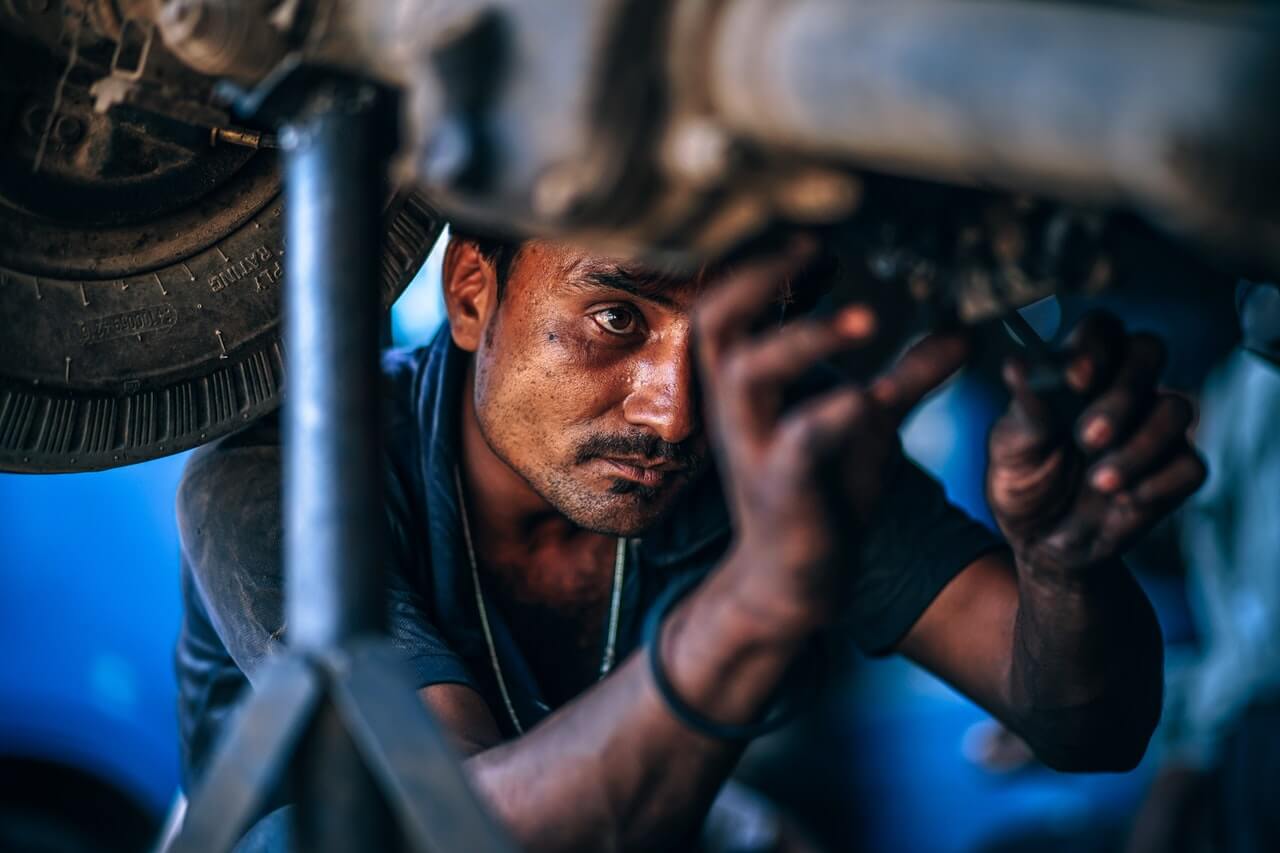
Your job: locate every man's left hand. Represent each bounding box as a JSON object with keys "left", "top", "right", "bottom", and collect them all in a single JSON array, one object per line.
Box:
[{"left": 987, "top": 311, "right": 1207, "bottom": 580}]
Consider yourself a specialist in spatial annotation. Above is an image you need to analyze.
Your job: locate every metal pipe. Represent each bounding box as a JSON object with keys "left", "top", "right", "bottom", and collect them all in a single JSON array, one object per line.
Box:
[
  {"left": 709, "top": 0, "right": 1280, "bottom": 229},
  {"left": 280, "top": 84, "right": 392, "bottom": 851},
  {"left": 281, "top": 84, "right": 388, "bottom": 651}
]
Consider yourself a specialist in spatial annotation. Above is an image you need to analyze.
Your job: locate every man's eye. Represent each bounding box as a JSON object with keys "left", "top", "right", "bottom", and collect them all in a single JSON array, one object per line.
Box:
[{"left": 592, "top": 307, "right": 639, "bottom": 335}]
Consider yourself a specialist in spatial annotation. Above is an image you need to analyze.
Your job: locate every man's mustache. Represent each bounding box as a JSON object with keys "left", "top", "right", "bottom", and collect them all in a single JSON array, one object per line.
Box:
[{"left": 574, "top": 433, "right": 704, "bottom": 472}]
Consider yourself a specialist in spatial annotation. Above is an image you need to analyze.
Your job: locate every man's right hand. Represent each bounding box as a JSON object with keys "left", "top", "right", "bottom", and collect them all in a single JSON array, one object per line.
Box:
[{"left": 693, "top": 244, "right": 970, "bottom": 635}]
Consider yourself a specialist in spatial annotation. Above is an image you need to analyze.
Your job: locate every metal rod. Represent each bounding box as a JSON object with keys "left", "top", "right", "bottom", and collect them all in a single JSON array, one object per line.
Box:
[
  {"left": 280, "top": 82, "right": 392, "bottom": 852},
  {"left": 281, "top": 85, "right": 388, "bottom": 651}
]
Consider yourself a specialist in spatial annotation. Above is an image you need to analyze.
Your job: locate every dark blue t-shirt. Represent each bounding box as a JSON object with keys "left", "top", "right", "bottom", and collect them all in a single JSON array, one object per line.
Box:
[{"left": 174, "top": 324, "right": 1000, "bottom": 789}]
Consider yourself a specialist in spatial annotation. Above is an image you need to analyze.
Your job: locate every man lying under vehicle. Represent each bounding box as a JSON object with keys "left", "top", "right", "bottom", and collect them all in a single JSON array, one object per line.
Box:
[{"left": 176, "top": 232, "right": 1205, "bottom": 851}]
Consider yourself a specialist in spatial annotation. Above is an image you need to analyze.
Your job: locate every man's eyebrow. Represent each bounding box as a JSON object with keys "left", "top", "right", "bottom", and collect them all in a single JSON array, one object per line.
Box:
[{"left": 574, "top": 266, "right": 681, "bottom": 309}]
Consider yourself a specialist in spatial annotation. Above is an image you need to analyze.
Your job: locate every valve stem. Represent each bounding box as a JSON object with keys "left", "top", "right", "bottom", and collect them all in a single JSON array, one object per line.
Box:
[{"left": 210, "top": 127, "right": 278, "bottom": 149}]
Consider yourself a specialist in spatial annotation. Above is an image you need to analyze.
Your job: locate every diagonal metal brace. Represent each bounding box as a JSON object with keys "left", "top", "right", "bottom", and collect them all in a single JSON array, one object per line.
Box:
[
  {"left": 171, "top": 656, "right": 324, "bottom": 853},
  {"left": 328, "top": 641, "right": 519, "bottom": 853}
]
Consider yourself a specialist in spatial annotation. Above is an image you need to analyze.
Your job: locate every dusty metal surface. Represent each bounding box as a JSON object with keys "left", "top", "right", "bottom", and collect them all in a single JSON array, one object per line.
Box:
[
  {"left": 0, "top": 2, "right": 442, "bottom": 473},
  {"left": 149, "top": 0, "right": 1279, "bottom": 270}
]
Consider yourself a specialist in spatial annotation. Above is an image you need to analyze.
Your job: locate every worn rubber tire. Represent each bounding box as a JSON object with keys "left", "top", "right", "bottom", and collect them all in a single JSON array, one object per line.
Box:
[{"left": 0, "top": 154, "right": 441, "bottom": 473}]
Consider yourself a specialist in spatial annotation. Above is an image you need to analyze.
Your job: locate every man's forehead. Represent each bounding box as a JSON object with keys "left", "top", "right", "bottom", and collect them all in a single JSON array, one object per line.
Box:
[
  {"left": 581, "top": 259, "right": 707, "bottom": 298},
  {"left": 517, "top": 238, "right": 833, "bottom": 312},
  {"left": 541, "top": 244, "right": 713, "bottom": 308}
]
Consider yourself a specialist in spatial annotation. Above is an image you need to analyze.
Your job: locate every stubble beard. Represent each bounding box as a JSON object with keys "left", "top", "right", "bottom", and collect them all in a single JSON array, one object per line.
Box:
[{"left": 472, "top": 406, "right": 680, "bottom": 537}]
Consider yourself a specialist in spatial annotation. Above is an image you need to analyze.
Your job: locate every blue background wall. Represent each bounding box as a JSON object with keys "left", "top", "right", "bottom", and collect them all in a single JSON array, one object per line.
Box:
[{"left": 0, "top": 453, "right": 188, "bottom": 817}]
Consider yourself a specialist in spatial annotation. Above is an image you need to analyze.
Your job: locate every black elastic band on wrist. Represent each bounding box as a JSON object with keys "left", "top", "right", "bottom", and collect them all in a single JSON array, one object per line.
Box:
[{"left": 644, "top": 572, "right": 815, "bottom": 741}]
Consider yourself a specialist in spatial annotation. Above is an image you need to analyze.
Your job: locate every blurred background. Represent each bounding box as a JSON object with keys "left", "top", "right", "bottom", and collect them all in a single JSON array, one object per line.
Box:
[{"left": 1, "top": 228, "right": 1271, "bottom": 852}]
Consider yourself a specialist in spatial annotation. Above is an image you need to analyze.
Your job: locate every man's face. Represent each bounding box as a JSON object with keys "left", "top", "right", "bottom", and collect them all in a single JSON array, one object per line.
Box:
[{"left": 468, "top": 241, "right": 711, "bottom": 536}]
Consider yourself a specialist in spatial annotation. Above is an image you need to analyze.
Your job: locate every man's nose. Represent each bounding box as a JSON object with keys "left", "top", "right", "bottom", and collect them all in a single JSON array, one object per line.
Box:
[{"left": 622, "top": 340, "right": 699, "bottom": 445}]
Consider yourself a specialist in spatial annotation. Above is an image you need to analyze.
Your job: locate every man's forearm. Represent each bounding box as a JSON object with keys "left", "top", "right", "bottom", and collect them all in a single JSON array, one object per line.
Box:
[
  {"left": 466, "top": 554, "right": 810, "bottom": 852},
  {"left": 1008, "top": 556, "right": 1164, "bottom": 771}
]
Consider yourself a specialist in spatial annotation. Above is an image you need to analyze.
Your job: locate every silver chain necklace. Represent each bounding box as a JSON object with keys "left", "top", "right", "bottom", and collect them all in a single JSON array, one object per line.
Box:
[{"left": 454, "top": 465, "right": 626, "bottom": 735}]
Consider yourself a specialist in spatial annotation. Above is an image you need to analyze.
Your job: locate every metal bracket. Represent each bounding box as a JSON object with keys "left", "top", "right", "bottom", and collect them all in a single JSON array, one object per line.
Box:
[
  {"left": 173, "top": 643, "right": 515, "bottom": 852},
  {"left": 109, "top": 17, "right": 155, "bottom": 81}
]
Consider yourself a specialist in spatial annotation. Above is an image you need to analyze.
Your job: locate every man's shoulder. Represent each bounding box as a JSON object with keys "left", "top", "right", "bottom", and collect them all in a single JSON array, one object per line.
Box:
[
  {"left": 379, "top": 327, "right": 456, "bottom": 441},
  {"left": 177, "top": 415, "right": 284, "bottom": 572},
  {"left": 380, "top": 343, "right": 434, "bottom": 398},
  {"left": 178, "top": 329, "right": 450, "bottom": 524},
  {"left": 380, "top": 324, "right": 453, "bottom": 399},
  {"left": 179, "top": 415, "right": 282, "bottom": 517}
]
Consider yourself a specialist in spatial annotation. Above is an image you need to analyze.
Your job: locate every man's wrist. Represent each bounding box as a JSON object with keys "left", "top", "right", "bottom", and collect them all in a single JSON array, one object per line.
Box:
[
  {"left": 1010, "top": 543, "right": 1119, "bottom": 594},
  {"left": 656, "top": 559, "right": 812, "bottom": 730},
  {"left": 715, "top": 549, "right": 825, "bottom": 648}
]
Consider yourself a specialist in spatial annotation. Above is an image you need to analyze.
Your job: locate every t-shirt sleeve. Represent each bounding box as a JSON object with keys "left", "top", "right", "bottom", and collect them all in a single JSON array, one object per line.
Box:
[
  {"left": 175, "top": 414, "right": 476, "bottom": 692},
  {"left": 843, "top": 453, "right": 1004, "bottom": 656}
]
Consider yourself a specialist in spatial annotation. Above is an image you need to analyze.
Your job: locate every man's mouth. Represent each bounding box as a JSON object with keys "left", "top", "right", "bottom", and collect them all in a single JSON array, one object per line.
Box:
[{"left": 596, "top": 457, "right": 686, "bottom": 487}]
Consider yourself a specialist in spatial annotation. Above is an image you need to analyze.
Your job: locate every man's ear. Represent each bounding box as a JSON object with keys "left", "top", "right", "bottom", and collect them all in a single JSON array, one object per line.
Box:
[{"left": 443, "top": 239, "right": 498, "bottom": 352}]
